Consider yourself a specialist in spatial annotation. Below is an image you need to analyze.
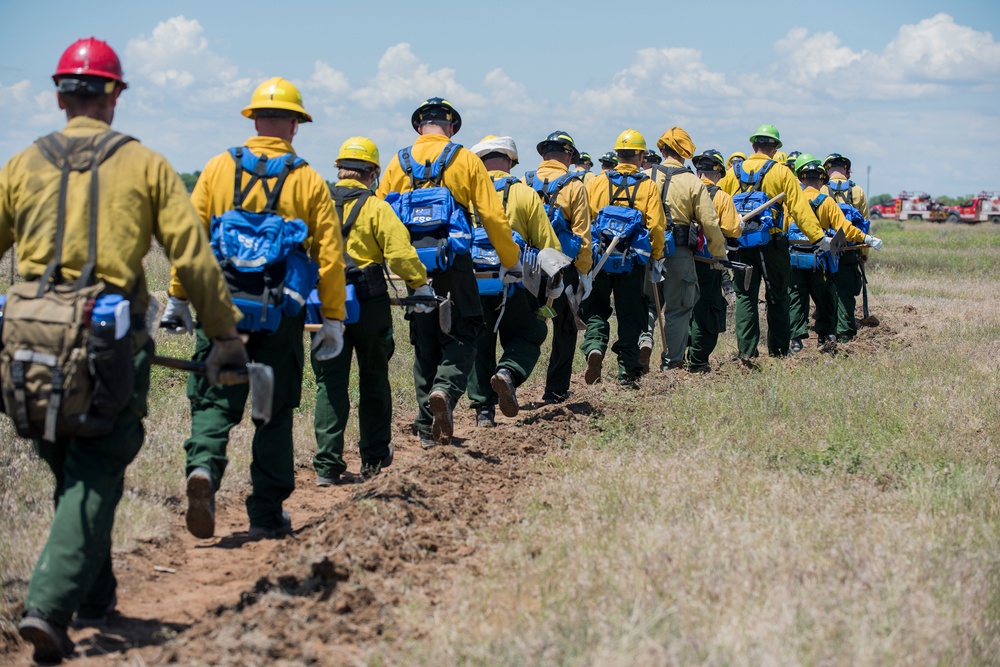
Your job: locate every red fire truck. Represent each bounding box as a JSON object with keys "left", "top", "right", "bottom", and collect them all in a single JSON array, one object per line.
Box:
[
  {"left": 946, "top": 191, "right": 1000, "bottom": 224},
  {"left": 869, "top": 191, "right": 948, "bottom": 222}
]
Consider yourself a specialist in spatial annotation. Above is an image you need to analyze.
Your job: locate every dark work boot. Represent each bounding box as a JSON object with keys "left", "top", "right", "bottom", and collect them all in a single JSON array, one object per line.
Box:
[
  {"left": 490, "top": 369, "right": 519, "bottom": 418},
  {"left": 428, "top": 390, "right": 453, "bottom": 446},
  {"left": 790, "top": 337, "right": 804, "bottom": 354},
  {"left": 476, "top": 406, "right": 496, "bottom": 428},
  {"left": 185, "top": 467, "right": 215, "bottom": 539},
  {"left": 19, "top": 610, "right": 75, "bottom": 664}
]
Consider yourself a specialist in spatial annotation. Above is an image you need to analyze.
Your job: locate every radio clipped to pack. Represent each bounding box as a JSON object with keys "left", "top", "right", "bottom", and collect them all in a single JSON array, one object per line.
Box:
[
  {"left": 210, "top": 147, "right": 319, "bottom": 334},
  {"left": 0, "top": 130, "right": 138, "bottom": 441},
  {"left": 385, "top": 142, "right": 472, "bottom": 273},
  {"left": 590, "top": 171, "right": 652, "bottom": 274}
]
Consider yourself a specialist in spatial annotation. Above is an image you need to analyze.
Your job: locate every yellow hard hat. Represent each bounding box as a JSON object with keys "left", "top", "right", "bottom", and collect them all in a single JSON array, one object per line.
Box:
[
  {"left": 727, "top": 151, "right": 746, "bottom": 166},
  {"left": 242, "top": 76, "right": 312, "bottom": 122},
  {"left": 336, "top": 136, "right": 380, "bottom": 171},
  {"left": 774, "top": 150, "right": 788, "bottom": 164},
  {"left": 615, "top": 129, "right": 646, "bottom": 152}
]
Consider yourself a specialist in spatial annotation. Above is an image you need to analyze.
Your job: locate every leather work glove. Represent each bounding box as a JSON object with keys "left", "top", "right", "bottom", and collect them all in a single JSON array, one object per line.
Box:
[
  {"left": 311, "top": 318, "right": 345, "bottom": 361},
  {"left": 500, "top": 260, "right": 524, "bottom": 285},
  {"left": 160, "top": 295, "right": 194, "bottom": 335},
  {"left": 578, "top": 272, "right": 594, "bottom": 301},
  {"left": 864, "top": 234, "right": 884, "bottom": 251},
  {"left": 205, "top": 337, "right": 250, "bottom": 385},
  {"left": 650, "top": 258, "right": 665, "bottom": 284},
  {"left": 410, "top": 283, "right": 436, "bottom": 314}
]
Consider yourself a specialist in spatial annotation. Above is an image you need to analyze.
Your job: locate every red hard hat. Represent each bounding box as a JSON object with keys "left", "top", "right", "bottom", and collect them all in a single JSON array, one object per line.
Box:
[{"left": 53, "top": 37, "right": 127, "bottom": 89}]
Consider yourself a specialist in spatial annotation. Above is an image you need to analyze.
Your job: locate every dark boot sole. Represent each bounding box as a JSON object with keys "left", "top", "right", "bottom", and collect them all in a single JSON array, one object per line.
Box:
[
  {"left": 428, "top": 392, "right": 453, "bottom": 445},
  {"left": 185, "top": 473, "right": 215, "bottom": 539},
  {"left": 19, "top": 618, "right": 73, "bottom": 663},
  {"left": 490, "top": 373, "right": 519, "bottom": 418},
  {"left": 639, "top": 345, "right": 652, "bottom": 374},
  {"left": 585, "top": 351, "right": 603, "bottom": 385}
]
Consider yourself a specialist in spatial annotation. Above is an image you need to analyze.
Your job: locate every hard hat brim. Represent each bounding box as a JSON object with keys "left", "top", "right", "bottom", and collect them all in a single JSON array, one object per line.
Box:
[{"left": 242, "top": 101, "right": 313, "bottom": 123}]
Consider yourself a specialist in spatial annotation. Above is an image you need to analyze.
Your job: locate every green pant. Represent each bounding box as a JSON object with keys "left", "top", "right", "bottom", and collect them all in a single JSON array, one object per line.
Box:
[
  {"left": 184, "top": 312, "right": 304, "bottom": 530},
  {"left": 312, "top": 294, "right": 394, "bottom": 477},
  {"left": 410, "top": 254, "right": 483, "bottom": 439},
  {"left": 732, "top": 236, "right": 792, "bottom": 358},
  {"left": 544, "top": 267, "right": 580, "bottom": 399},
  {"left": 687, "top": 260, "right": 726, "bottom": 367},
  {"left": 834, "top": 257, "right": 864, "bottom": 340},
  {"left": 641, "top": 247, "right": 699, "bottom": 368},
  {"left": 468, "top": 287, "right": 547, "bottom": 408},
  {"left": 25, "top": 337, "right": 153, "bottom": 627},
  {"left": 789, "top": 265, "right": 837, "bottom": 340},
  {"left": 580, "top": 263, "right": 647, "bottom": 381}
]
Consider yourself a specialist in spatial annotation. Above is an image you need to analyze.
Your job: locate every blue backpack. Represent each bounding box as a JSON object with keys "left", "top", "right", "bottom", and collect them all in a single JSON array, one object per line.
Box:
[
  {"left": 591, "top": 171, "right": 653, "bottom": 273},
  {"left": 210, "top": 147, "right": 319, "bottom": 333},
  {"left": 523, "top": 171, "right": 585, "bottom": 260},
  {"left": 385, "top": 142, "right": 472, "bottom": 273},
  {"left": 471, "top": 224, "right": 527, "bottom": 296},
  {"left": 788, "top": 193, "right": 838, "bottom": 273},
  {"left": 826, "top": 180, "right": 870, "bottom": 235},
  {"left": 732, "top": 160, "right": 783, "bottom": 248}
]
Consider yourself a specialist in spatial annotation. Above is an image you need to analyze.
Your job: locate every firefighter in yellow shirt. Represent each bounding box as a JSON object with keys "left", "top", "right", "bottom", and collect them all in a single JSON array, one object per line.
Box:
[
  {"left": 572, "top": 151, "right": 596, "bottom": 185},
  {"left": 687, "top": 149, "right": 742, "bottom": 371},
  {"left": 376, "top": 98, "right": 521, "bottom": 447},
  {"left": 582, "top": 129, "right": 666, "bottom": 387},
  {"left": 525, "top": 131, "right": 593, "bottom": 403},
  {"left": 467, "top": 136, "right": 561, "bottom": 425},
  {"left": 718, "top": 124, "right": 827, "bottom": 361},
  {"left": 1, "top": 38, "right": 246, "bottom": 662},
  {"left": 312, "top": 137, "right": 429, "bottom": 484},
  {"left": 168, "top": 77, "right": 347, "bottom": 541}
]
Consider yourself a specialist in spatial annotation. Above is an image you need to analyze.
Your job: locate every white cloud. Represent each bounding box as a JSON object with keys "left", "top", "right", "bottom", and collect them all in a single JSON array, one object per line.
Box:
[
  {"left": 773, "top": 28, "right": 865, "bottom": 87},
  {"left": 307, "top": 61, "right": 350, "bottom": 96},
  {"left": 349, "top": 43, "right": 484, "bottom": 110},
  {"left": 882, "top": 13, "right": 1000, "bottom": 82}
]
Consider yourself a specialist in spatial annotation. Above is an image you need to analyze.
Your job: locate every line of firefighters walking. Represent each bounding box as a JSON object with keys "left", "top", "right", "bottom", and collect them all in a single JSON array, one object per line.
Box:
[{"left": 0, "top": 38, "right": 884, "bottom": 664}]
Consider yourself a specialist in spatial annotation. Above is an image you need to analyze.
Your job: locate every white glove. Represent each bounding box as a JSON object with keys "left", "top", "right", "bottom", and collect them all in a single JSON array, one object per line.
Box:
[
  {"left": 818, "top": 236, "right": 833, "bottom": 252},
  {"left": 545, "top": 274, "right": 564, "bottom": 301},
  {"left": 500, "top": 260, "right": 523, "bottom": 285},
  {"left": 160, "top": 295, "right": 193, "bottom": 335},
  {"left": 311, "top": 318, "right": 344, "bottom": 361},
  {"left": 578, "top": 273, "right": 593, "bottom": 301},
  {"left": 650, "top": 258, "right": 665, "bottom": 284},
  {"left": 864, "top": 234, "right": 883, "bottom": 251},
  {"left": 411, "top": 284, "right": 436, "bottom": 314}
]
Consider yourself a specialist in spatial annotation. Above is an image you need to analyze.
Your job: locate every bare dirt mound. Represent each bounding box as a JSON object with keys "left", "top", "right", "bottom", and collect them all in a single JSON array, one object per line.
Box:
[{"left": 4, "top": 389, "right": 597, "bottom": 666}]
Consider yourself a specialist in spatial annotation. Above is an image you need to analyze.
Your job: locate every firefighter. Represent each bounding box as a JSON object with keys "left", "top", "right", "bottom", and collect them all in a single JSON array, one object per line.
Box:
[
  {"left": 643, "top": 150, "right": 662, "bottom": 170},
  {"left": 1, "top": 38, "right": 246, "bottom": 663},
  {"left": 727, "top": 151, "right": 746, "bottom": 172},
  {"left": 643, "top": 127, "right": 727, "bottom": 371},
  {"left": 822, "top": 153, "right": 871, "bottom": 341},
  {"left": 788, "top": 155, "right": 870, "bottom": 351},
  {"left": 376, "top": 98, "right": 521, "bottom": 447},
  {"left": 467, "top": 136, "right": 561, "bottom": 425},
  {"left": 528, "top": 131, "right": 593, "bottom": 403},
  {"left": 167, "top": 77, "right": 347, "bottom": 540},
  {"left": 717, "top": 124, "right": 827, "bottom": 361},
  {"left": 687, "top": 149, "right": 742, "bottom": 371},
  {"left": 313, "top": 137, "right": 430, "bottom": 484},
  {"left": 582, "top": 129, "right": 667, "bottom": 387},
  {"left": 598, "top": 151, "right": 619, "bottom": 173},
  {"left": 572, "top": 151, "right": 596, "bottom": 185}
]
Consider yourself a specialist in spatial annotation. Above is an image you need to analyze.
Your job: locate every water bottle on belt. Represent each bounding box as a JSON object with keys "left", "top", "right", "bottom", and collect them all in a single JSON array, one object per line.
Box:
[{"left": 91, "top": 294, "right": 130, "bottom": 341}]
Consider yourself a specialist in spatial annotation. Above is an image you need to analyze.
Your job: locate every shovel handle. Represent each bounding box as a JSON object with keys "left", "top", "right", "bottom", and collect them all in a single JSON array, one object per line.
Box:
[
  {"left": 151, "top": 355, "right": 249, "bottom": 384},
  {"left": 738, "top": 192, "right": 786, "bottom": 227}
]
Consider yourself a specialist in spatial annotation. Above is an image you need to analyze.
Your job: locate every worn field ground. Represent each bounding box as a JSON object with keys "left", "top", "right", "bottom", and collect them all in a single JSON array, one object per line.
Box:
[{"left": 1, "top": 220, "right": 998, "bottom": 666}]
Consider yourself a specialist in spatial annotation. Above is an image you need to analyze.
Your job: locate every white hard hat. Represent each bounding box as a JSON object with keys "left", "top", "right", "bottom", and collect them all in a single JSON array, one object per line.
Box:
[{"left": 471, "top": 135, "right": 519, "bottom": 164}]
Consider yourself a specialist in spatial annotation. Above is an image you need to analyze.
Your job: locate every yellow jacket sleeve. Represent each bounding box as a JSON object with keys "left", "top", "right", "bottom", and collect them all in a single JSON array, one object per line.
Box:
[
  {"left": 0, "top": 161, "right": 14, "bottom": 259},
  {"left": 368, "top": 198, "right": 428, "bottom": 289},
  {"left": 506, "top": 181, "right": 560, "bottom": 251},
  {"left": 766, "top": 164, "right": 823, "bottom": 243},
  {"left": 695, "top": 185, "right": 726, "bottom": 259},
  {"left": 820, "top": 197, "right": 867, "bottom": 244},
  {"left": 711, "top": 188, "right": 742, "bottom": 239}
]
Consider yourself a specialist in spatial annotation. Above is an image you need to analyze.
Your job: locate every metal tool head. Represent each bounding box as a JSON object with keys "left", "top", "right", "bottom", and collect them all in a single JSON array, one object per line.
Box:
[
  {"left": 522, "top": 260, "right": 542, "bottom": 297},
  {"left": 743, "top": 264, "right": 753, "bottom": 291},
  {"left": 439, "top": 295, "right": 453, "bottom": 334},
  {"left": 536, "top": 248, "right": 572, "bottom": 278},
  {"left": 828, "top": 227, "right": 847, "bottom": 256},
  {"left": 246, "top": 363, "right": 274, "bottom": 424},
  {"left": 563, "top": 284, "right": 588, "bottom": 331}
]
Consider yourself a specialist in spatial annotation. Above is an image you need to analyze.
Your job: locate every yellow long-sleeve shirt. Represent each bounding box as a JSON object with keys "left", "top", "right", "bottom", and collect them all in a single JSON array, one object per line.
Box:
[
  {"left": 701, "top": 176, "right": 742, "bottom": 239},
  {"left": 822, "top": 176, "right": 870, "bottom": 220},
  {"left": 719, "top": 153, "right": 825, "bottom": 243},
  {"left": 586, "top": 164, "right": 666, "bottom": 260},
  {"left": 649, "top": 158, "right": 726, "bottom": 259},
  {"left": 376, "top": 134, "right": 520, "bottom": 268},
  {"left": 332, "top": 179, "right": 427, "bottom": 289},
  {"left": 0, "top": 117, "right": 239, "bottom": 337},
  {"left": 170, "top": 135, "right": 347, "bottom": 321},
  {"left": 803, "top": 186, "right": 867, "bottom": 244},
  {"left": 532, "top": 160, "right": 593, "bottom": 271},
  {"left": 488, "top": 171, "right": 560, "bottom": 251}
]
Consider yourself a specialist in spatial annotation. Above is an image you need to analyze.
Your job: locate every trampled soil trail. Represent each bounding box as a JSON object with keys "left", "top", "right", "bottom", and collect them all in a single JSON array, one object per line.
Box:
[{"left": 5, "top": 385, "right": 600, "bottom": 666}]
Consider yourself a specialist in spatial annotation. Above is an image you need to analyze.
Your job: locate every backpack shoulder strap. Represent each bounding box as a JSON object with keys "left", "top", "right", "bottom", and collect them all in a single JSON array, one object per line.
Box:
[
  {"left": 330, "top": 186, "right": 372, "bottom": 271},
  {"left": 809, "top": 192, "right": 828, "bottom": 213},
  {"left": 34, "top": 130, "right": 137, "bottom": 293},
  {"left": 706, "top": 183, "right": 720, "bottom": 199},
  {"left": 608, "top": 171, "right": 642, "bottom": 209},
  {"left": 428, "top": 142, "right": 462, "bottom": 186},
  {"left": 262, "top": 154, "right": 304, "bottom": 212},
  {"left": 493, "top": 176, "right": 517, "bottom": 213}
]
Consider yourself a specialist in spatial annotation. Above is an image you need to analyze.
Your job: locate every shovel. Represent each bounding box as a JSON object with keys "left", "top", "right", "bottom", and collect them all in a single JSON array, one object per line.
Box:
[
  {"left": 694, "top": 256, "right": 753, "bottom": 291},
  {"left": 535, "top": 248, "right": 574, "bottom": 319},
  {"left": 152, "top": 357, "right": 274, "bottom": 424}
]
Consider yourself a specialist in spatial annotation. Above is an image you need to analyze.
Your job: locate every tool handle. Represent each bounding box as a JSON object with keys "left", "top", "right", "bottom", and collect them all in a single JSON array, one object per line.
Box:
[
  {"left": 151, "top": 355, "right": 248, "bottom": 384},
  {"left": 739, "top": 192, "right": 786, "bottom": 224},
  {"left": 589, "top": 234, "right": 621, "bottom": 277}
]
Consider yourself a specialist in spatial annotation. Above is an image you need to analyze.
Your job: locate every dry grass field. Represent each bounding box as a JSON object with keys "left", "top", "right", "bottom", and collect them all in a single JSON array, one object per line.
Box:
[{"left": 0, "top": 220, "right": 998, "bottom": 666}]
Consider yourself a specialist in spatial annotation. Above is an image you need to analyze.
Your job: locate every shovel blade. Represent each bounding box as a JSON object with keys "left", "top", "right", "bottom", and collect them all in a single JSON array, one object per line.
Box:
[
  {"left": 522, "top": 261, "right": 542, "bottom": 297},
  {"left": 439, "top": 296, "right": 453, "bottom": 335},
  {"left": 829, "top": 228, "right": 847, "bottom": 257},
  {"left": 743, "top": 265, "right": 753, "bottom": 292},
  {"left": 246, "top": 363, "right": 274, "bottom": 424},
  {"left": 536, "top": 248, "right": 572, "bottom": 277}
]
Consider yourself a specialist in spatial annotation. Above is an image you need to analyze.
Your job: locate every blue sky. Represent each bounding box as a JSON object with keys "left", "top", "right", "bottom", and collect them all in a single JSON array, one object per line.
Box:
[{"left": 2, "top": 1, "right": 999, "bottom": 196}]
